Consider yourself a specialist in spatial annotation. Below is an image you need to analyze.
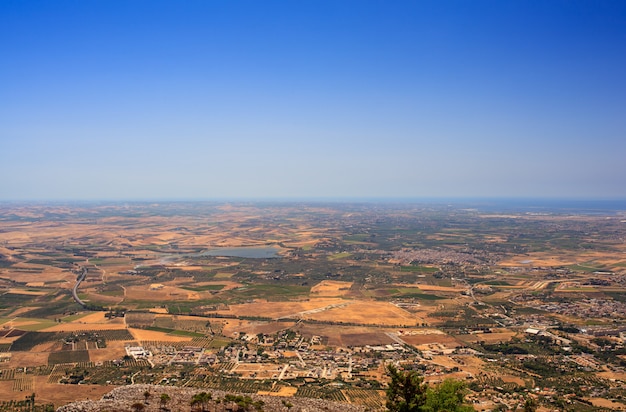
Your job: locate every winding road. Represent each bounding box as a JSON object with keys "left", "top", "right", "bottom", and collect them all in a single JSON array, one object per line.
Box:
[{"left": 71, "top": 267, "right": 87, "bottom": 308}]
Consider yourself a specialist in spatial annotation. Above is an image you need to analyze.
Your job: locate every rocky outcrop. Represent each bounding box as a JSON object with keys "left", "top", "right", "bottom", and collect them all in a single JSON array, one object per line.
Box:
[{"left": 56, "top": 384, "right": 370, "bottom": 412}]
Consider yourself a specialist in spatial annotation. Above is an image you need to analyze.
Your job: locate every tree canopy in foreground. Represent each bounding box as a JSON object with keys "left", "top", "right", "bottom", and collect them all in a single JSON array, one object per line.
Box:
[{"left": 386, "top": 364, "right": 474, "bottom": 412}]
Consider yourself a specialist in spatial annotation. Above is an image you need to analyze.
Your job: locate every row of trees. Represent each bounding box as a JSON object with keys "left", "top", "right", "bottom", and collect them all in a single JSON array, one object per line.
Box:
[{"left": 131, "top": 391, "right": 264, "bottom": 412}]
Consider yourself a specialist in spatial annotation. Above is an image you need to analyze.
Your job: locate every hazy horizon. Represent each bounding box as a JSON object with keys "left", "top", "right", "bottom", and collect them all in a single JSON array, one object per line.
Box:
[
  {"left": 3, "top": 197, "right": 626, "bottom": 212},
  {"left": 2, "top": 1, "right": 625, "bottom": 201}
]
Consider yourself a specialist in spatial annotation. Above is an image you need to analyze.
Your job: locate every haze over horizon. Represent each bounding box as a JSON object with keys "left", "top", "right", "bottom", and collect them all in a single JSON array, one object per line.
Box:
[{"left": 2, "top": 1, "right": 625, "bottom": 201}]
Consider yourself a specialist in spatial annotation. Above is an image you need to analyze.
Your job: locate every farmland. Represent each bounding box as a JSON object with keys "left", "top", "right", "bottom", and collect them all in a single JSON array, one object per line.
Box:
[{"left": 0, "top": 201, "right": 625, "bottom": 410}]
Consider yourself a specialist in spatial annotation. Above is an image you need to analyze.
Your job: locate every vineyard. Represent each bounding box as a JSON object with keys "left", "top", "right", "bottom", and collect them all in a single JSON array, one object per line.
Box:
[
  {"left": 9, "top": 329, "right": 134, "bottom": 352},
  {"left": 48, "top": 350, "right": 90, "bottom": 365},
  {"left": 170, "top": 318, "right": 211, "bottom": 333},
  {"left": 29, "top": 365, "right": 54, "bottom": 376},
  {"left": 87, "top": 329, "right": 134, "bottom": 341},
  {"left": 125, "top": 313, "right": 155, "bottom": 327},
  {"left": 0, "top": 368, "right": 15, "bottom": 380},
  {"left": 206, "top": 337, "right": 231, "bottom": 348},
  {"left": 140, "top": 340, "right": 184, "bottom": 350},
  {"left": 0, "top": 397, "right": 53, "bottom": 412},
  {"left": 9, "top": 332, "right": 66, "bottom": 351},
  {"left": 47, "top": 359, "right": 152, "bottom": 385},
  {"left": 188, "top": 337, "right": 214, "bottom": 347},
  {"left": 144, "top": 326, "right": 205, "bottom": 337},
  {"left": 127, "top": 313, "right": 213, "bottom": 336},
  {"left": 343, "top": 388, "right": 385, "bottom": 410},
  {"left": 12, "top": 375, "right": 34, "bottom": 392},
  {"left": 194, "top": 375, "right": 274, "bottom": 393},
  {"left": 47, "top": 365, "right": 67, "bottom": 384},
  {"left": 217, "top": 362, "right": 237, "bottom": 372},
  {"left": 0, "top": 329, "right": 26, "bottom": 338},
  {"left": 470, "top": 375, "right": 523, "bottom": 393},
  {"left": 296, "top": 386, "right": 347, "bottom": 402},
  {"left": 140, "top": 337, "right": 218, "bottom": 350}
]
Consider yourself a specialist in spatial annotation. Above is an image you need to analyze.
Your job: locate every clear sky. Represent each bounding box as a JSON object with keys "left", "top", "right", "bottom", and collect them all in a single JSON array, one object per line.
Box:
[{"left": 1, "top": 0, "right": 625, "bottom": 201}]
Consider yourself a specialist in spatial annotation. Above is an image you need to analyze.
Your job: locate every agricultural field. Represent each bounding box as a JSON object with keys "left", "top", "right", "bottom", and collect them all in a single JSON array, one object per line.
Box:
[{"left": 0, "top": 201, "right": 625, "bottom": 410}]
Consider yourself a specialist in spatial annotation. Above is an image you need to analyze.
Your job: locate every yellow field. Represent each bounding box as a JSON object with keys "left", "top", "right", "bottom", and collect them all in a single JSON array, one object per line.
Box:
[
  {"left": 1, "top": 266, "right": 71, "bottom": 284},
  {"left": 232, "top": 362, "right": 285, "bottom": 379},
  {"left": 128, "top": 327, "right": 192, "bottom": 342},
  {"left": 4, "top": 350, "right": 49, "bottom": 369},
  {"left": 400, "top": 332, "right": 461, "bottom": 348},
  {"left": 393, "top": 283, "right": 464, "bottom": 293},
  {"left": 305, "top": 300, "right": 421, "bottom": 326},
  {"left": 587, "top": 398, "right": 626, "bottom": 410},
  {"left": 221, "top": 320, "right": 296, "bottom": 338},
  {"left": 221, "top": 298, "right": 426, "bottom": 326},
  {"left": 219, "top": 298, "right": 347, "bottom": 319},
  {"left": 310, "top": 280, "right": 353, "bottom": 296},
  {"left": 498, "top": 248, "right": 626, "bottom": 268},
  {"left": 213, "top": 272, "right": 235, "bottom": 279},
  {"left": 456, "top": 332, "right": 518, "bottom": 344},
  {"left": 72, "top": 311, "right": 114, "bottom": 324},
  {"left": 41, "top": 322, "right": 127, "bottom": 332},
  {"left": 258, "top": 386, "right": 298, "bottom": 397},
  {"left": 89, "top": 341, "right": 128, "bottom": 362},
  {"left": 124, "top": 285, "right": 200, "bottom": 301},
  {"left": 5, "top": 307, "right": 43, "bottom": 317}
]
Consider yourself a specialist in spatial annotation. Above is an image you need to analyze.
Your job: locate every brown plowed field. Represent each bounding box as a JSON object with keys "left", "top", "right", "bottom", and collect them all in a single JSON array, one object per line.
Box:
[{"left": 399, "top": 333, "right": 461, "bottom": 347}]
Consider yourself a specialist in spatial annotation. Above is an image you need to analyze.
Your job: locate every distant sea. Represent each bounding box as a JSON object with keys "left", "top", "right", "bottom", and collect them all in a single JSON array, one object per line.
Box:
[
  {"left": 441, "top": 198, "right": 626, "bottom": 214},
  {"left": 2, "top": 197, "right": 624, "bottom": 215},
  {"left": 305, "top": 197, "right": 626, "bottom": 214}
]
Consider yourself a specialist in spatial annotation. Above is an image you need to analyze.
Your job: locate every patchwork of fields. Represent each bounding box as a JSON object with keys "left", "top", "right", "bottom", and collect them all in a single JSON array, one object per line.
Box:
[{"left": 1, "top": 202, "right": 625, "bottom": 410}]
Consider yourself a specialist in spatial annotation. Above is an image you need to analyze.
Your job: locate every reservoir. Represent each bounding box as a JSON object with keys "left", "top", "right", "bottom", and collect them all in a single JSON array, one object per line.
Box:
[{"left": 201, "top": 246, "right": 281, "bottom": 259}]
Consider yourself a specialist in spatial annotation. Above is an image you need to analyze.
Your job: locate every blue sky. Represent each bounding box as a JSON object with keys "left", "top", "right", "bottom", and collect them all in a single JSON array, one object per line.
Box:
[{"left": 1, "top": 0, "right": 625, "bottom": 200}]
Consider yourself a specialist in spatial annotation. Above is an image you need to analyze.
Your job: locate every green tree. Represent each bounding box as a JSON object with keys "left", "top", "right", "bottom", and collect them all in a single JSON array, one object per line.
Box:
[
  {"left": 423, "top": 379, "right": 474, "bottom": 412},
  {"left": 190, "top": 397, "right": 201, "bottom": 412},
  {"left": 159, "top": 393, "right": 170, "bottom": 410},
  {"left": 27, "top": 393, "right": 35, "bottom": 412},
  {"left": 523, "top": 397, "right": 537, "bottom": 412},
  {"left": 386, "top": 364, "right": 428, "bottom": 412},
  {"left": 191, "top": 392, "right": 212, "bottom": 412},
  {"left": 131, "top": 402, "right": 145, "bottom": 412}
]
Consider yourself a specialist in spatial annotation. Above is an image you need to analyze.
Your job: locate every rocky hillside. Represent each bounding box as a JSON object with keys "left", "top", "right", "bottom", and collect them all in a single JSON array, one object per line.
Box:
[{"left": 56, "top": 384, "right": 372, "bottom": 412}]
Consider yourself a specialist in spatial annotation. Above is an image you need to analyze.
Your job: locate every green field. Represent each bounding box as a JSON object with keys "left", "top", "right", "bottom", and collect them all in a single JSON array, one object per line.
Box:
[
  {"left": 213, "top": 272, "right": 235, "bottom": 279},
  {"left": 208, "top": 338, "right": 232, "bottom": 348},
  {"left": 328, "top": 252, "right": 352, "bottom": 260},
  {"left": 372, "top": 287, "right": 445, "bottom": 300},
  {"left": 181, "top": 284, "right": 225, "bottom": 292},
  {"left": 400, "top": 265, "right": 439, "bottom": 273},
  {"left": 224, "top": 284, "right": 311, "bottom": 301},
  {"left": 566, "top": 263, "right": 604, "bottom": 273},
  {"left": 61, "top": 313, "right": 90, "bottom": 322},
  {"left": 144, "top": 326, "right": 205, "bottom": 337},
  {"left": 11, "top": 318, "right": 57, "bottom": 331}
]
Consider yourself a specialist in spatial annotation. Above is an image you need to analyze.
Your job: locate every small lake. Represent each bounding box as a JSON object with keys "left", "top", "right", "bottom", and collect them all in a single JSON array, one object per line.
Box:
[{"left": 200, "top": 246, "right": 281, "bottom": 259}]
